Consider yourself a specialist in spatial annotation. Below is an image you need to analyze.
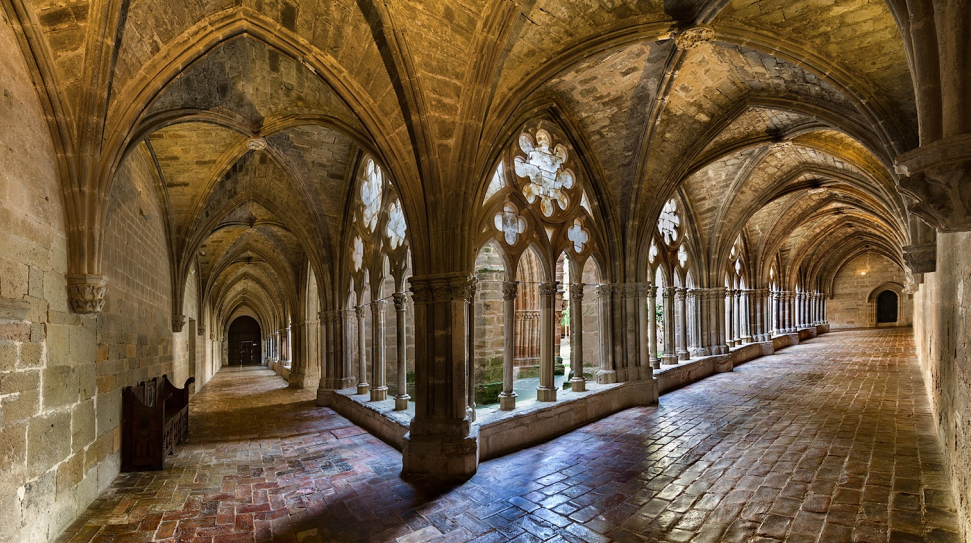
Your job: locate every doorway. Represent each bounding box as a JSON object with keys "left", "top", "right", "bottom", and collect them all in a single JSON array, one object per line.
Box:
[
  {"left": 229, "top": 316, "right": 262, "bottom": 365},
  {"left": 876, "top": 290, "right": 898, "bottom": 324}
]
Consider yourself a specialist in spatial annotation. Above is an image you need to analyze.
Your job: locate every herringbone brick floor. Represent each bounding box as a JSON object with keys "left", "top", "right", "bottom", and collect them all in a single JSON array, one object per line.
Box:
[{"left": 57, "top": 328, "right": 961, "bottom": 542}]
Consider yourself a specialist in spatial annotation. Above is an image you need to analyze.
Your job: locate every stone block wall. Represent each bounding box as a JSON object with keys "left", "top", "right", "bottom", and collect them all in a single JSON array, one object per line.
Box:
[
  {"left": 474, "top": 245, "right": 506, "bottom": 385},
  {"left": 914, "top": 231, "right": 971, "bottom": 540},
  {"left": 828, "top": 252, "right": 912, "bottom": 329}
]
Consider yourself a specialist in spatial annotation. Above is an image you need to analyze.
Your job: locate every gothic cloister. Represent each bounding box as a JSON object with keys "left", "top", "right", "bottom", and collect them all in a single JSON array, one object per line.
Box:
[{"left": 0, "top": 0, "right": 969, "bottom": 541}]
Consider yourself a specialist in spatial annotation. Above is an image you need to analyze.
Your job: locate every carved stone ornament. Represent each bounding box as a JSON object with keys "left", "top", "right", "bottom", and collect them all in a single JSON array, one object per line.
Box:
[
  {"left": 67, "top": 274, "right": 107, "bottom": 314},
  {"left": 198, "top": 324, "right": 206, "bottom": 337},
  {"left": 355, "top": 305, "right": 367, "bottom": 319},
  {"left": 409, "top": 273, "right": 476, "bottom": 304},
  {"left": 392, "top": 292, "right": 408, "bottom": 311},
  {"left": 502, "top": 281, "right": 519, "bottom": 300},
  {"left": 538, "top": 282, "right": 558, "bottom": 297},
  {"left": 247, "top": 137, "right": 267, "bottom": 151},
  {"left": 514, "top": 129, "right": 576, "bottom": 217},
  {"left": 675, "top": 25, "right": 715, "bottom": 50},
  {"left": 895, "top": 135, "right": 971, "bottom": 231},
  {"left": 902, "top": 243, "right": 937, "bottom": 274},
  {"left": 172, "top": 314, "right": 187, "bottom": 333},
  {"left": 570, "top": 283, "right": 585, "bottom": 301}
]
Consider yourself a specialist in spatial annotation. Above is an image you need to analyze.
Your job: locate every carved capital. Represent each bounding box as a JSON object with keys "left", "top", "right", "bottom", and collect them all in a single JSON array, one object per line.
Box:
[
  {"left": 623, "top": 284, "right": 640, "bottom": 299},
  {"left": 502, "top": 281, "right": 519, "bottom": 300},
  {"left": 538, "top": 281, "right": 558, "bottom": 297},
  {"left": 662, "top": 286, "right": 677, "bottom": 299},
  {"left": 409, "top": 273, "right": 476, "bottom": 304},
  {"left": 569, "top": 283, "right": 585, "bottom": 301},
  {"left": 67, "top": 274, "right": 107, "bottom": 314},
  {"left": 675, "top": 25, "right": 715, "bottom": 50},
  {"left": 172, "top": 314, "right": 187, "bottom": 333},
  {"left": 392, "top": 292, "right": 408, "bottom": 311},
  {"left": 198, "top": 324, "right": 206, "bottom": 337},
  {"left": 896, "top": 135, "right": 971, "bottom": 231},
  {"left": 902, "top": 243, "right": 937, "bottom": 274},
  {"left": 675, "top": 287, "right": 688, "bottom": 300},
  {"left": 355, "top": 305, "right": 367, "bottom": 319}
]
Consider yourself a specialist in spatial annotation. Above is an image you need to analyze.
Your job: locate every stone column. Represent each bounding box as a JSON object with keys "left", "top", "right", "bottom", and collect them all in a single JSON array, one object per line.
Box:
[
  {"left": 344, "top": 309, "right": 355, "bottom": 384},
  {"left": 647, "top": 284, "right": 661, "bottom": 368},
  {"left": 392, "top": 293, "right": 410, "bottom": 411},
  {"left": 403, "top": 273, "right": 478, "bottom": 479},
  {"left": 734, "top": 290, "right": 743, "bottom": 344},
  {"left": 537, "top": 281, "right": 557, "bottom": 402},
  {"left": 661, "top": 287, "right": 678, "bottom": 365},
  {"left": 569, "top": 283, "right": 586, "bottom": 392},
  {"left": 355, "top": 306, "right": 369, "bottom": 395},
  {"left": 596, "top": 285, "right": 617, "bottom": 383},
  {"left": 689, "top": 289, "right": 710, "bottom": 357},
  {"left": 771, "top": 291, "right": 780, "bottom": 335},
  {"left": 499, "top": 281, "right": 518, "bottom": 410},
  {"left": 741, "top": 290, "right": 753, "bottom": 343},
  {"left": 370, "top": 300, "right": 388, "bottom": 401},
  {"left": 676, "top": 287, "right": 689, "bottom": 360},
  {"left": 785, "top": 292, "right": 795, "bottom": 332},
  {"left": 625, "top": 284, "right": 641, "bottom": 380},
  {"left": 716, "top": 288, "right": 729, "bottom": 354},
  {"left": 727, "top": 289, "right": 737, "bottom": 347},
  {"left": 467, "top": 279, "right": 478, "bottom": 421}
]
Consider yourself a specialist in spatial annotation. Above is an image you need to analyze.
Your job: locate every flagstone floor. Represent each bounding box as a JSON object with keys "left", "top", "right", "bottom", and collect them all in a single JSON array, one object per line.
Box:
[{"left": 56, "top": 328, "right": 961, "bottom": 543}]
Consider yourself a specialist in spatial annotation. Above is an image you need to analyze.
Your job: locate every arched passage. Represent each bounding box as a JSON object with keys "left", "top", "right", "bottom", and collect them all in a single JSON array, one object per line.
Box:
[
  {"left": 228, "top": 316, "right": 263, "bottom": 365},
  {"left": 876, "top": 290, "right": 899, "bottom": 325}
]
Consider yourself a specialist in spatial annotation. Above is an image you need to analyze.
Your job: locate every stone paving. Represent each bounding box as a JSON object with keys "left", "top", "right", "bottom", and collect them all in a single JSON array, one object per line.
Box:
[{"left": 56, "top": 328, "right": 961, "bottom": 543}]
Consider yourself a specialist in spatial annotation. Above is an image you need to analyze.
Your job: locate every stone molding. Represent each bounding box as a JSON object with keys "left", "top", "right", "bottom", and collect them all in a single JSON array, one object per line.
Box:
[
  {"left": 902, "top": 243, "right": 937, "bottom": 274},
  {"left": 896, "top": 135, "right": 971, "bottom": 231},
  {"left": 409, "top": 273, "right": 476, "bottom": 304},
  {"left": 538, "top": 281, "right": 558, "bottom": 297},
  {"left": 675, "top": 25, "right": 715, "bottom": 50},
  {"left": 198, "top": 324, "right": 206, "bottom": 337},
  {"left": 67, "top": 274, "right": 107, "bottom": 314}
]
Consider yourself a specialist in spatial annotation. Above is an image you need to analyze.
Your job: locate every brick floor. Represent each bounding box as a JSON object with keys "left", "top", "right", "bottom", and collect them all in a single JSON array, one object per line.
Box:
[{"left": 56, "top": 328, "right": 961, "bottom": 542}]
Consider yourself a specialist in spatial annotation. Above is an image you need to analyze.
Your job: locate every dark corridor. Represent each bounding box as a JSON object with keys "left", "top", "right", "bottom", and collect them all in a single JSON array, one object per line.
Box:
[
  {"left": 229, "top": 316, "right": 262, "bottom": 365},
  {"left": 877, "top": 290, "right": 899, "bottom": 324}
]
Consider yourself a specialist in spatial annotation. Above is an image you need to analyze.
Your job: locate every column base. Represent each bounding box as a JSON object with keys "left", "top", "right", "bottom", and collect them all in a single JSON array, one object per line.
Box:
[
  {"left": 356, "top": 383, "right": 370, "bottom": 395},
  {"left": 370, "top": 386, "right": 388, "bottom": 401},
  {"left": 716, "top": 345, "right": 729, "bottom": 354},
  {"left": 570, "top": 378, "right": 586, "bottom": 392},
  {"left": 340, "top": 377, "right": 356, "bottom": 388},
  {"left": 690, "top": 347, "right": 710, "bottom": 357},
  {"left": 677, "top": 350, "right": 690, "bottom": 361},
  {"left": 402, "top": 428, "right": 479, "bottom": 480},
  {"left": 596, "top": 370, "right": 617, "bottom": 384},
  {"left": 650, "top": 357, "right": 661, "bottom": 370},
  {"left": 498, "top": 391, "right": 517, "bottom": 410},
  {"left": 660, "top": 354, "right": 678, "bottom": 366},
  {"left": 394, "top": 394, "right": 410, "bottom": 411},
  {"left": 638, "top": 365, "right": 653, "bottom": 380},
  {"left": 741, "top": 336, "right": 753, "bottom": 343},
  {"left": 536, "top": 386, "right": 556, "bottom": 402}
]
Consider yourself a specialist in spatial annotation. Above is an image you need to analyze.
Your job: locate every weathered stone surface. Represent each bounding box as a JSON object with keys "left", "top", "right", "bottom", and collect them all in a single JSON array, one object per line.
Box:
[{"left": 27, "top": 411, "right": 70, "bottom": 479}]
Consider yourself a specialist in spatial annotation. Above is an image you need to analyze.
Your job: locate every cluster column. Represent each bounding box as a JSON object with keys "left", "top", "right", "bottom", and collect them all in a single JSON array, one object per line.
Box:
[
  {"left": 741, "top": 290, "right": 753, "bottom": 343},
  {"left": 596, "top": 285, "right": 617, "bottom": 383},
  {"left": 370, "top": 300, "right": 388, "bottom": 401},
  {"left": 688, "top": 288, "right": 710, "bottom": 357},
  {"left": 647, "top": 284, "right": 661, "bottom": 368},
  {"left": 403, "top": 273, "right": 478, "bottom": 478}
]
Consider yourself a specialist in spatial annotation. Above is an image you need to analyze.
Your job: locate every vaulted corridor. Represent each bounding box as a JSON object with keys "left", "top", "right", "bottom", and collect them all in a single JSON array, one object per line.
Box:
[{"left": 56, "top": 329, "right": 959, "bottom": 543}]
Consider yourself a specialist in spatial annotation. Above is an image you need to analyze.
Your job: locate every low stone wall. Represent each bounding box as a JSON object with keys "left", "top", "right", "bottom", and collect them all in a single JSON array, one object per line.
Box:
[
  {"left": 322, "top": 327, "right": 828, "bottom": 465},
  {"left": 478, "top": 380, "right": 658, "bottom": 460}
]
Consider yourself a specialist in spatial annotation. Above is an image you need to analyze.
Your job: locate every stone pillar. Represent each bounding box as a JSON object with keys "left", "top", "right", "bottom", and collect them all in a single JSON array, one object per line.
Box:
[
  {"left": 370, "top": 300, "right": 388, "bottom": 401},
  {"left": 537, "top": 281, "right": 557, "bottom": 402},
  {"left": 716, "top": 288, "right": 729, "bottom": 354},
  {"left": 676, "top": 287, "right": 689, "bottom": 360},
  {"left": 467, "top": 279, "right": 478, "bottom": 421},
  {"left": 569, "top": 283, "right": 586, "bottom": 392},
  {"left": 741, "top": 290, "right": 753, "bottom": 343},
  {"left": 499, "top": 281, "right": 518, "bottom": 410},
  {"left": 661, "top": 287, "right": 678, "bottom": 365},
  {"left": 647, "top": 285, "right": 661, "bottom": 368},
  {"left": 727, "top": 289, "right": 737, "bottom": 347},
  {"left": 689, "top": 289, "right": 710, "bottom": 357},
  {"left": 317, "top": 311, "right": 340, "bottom": 405},
  {"left": 785, "top": 292, "right": 794, "bottom": 332},
  {"left": 771, "top": 291, "right": 780, "bottom": 335},
  {"left": 596, "top": 285, "right": 617, "bottom": 383},
  {"left": 344, "top": 310, "right": 355, "bottom": 384},
  {"left": 624, "top": 284, "right": 641, "bottom": 380},
  {"left": 733, "top": 290, "right": 743, "bottom": 344},
  {"left": 705, "top": 289, "right": 717, "bottom": 352},
  {"left": 392, "top": 293, "right": 410, "bottom": 411},
  {"left": 355, "top": 306, "right": 369, "bottom": 395},
  {"left": 403, "top": 273, "right": 478, "bottom": 479}
]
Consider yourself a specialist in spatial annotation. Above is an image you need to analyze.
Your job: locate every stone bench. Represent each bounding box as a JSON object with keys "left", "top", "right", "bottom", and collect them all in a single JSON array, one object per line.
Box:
[{"left": 121, "top": 375, "right": 195, "bottom": 471}]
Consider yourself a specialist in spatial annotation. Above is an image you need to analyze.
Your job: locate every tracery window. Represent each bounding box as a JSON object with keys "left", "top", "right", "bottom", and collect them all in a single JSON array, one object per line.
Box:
[
  {"left": 658, "top": 199, "right": 680, "bottom": 245},
  {"left": 361, "top": 159, "right": 383, "bottom": 232},
  {"left": 514, "top": 129, "right": 576, "bottom": 217},
  {"left": 386, "top": 201, "right": 406, "bottom": 250}
]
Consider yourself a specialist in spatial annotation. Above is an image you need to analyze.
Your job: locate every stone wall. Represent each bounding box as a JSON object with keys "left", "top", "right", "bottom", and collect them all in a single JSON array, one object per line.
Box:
[
  {"left": 913, "top": 232, "right": 971, "bottom": 539},
  {"left": 828, "top": 252, "right": 912, "bottom": 329},
  {"left": 474, "top": 245, "right": 505, "bottom": 385},
  {"left": 0, "top": 14, "right": 174, "bottom": 541}
]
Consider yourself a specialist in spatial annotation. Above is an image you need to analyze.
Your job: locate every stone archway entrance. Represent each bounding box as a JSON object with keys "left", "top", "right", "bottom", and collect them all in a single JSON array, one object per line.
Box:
[
  {"left": 876, "top": 290, "right": 899, "bottom": 324},
  {"left": 229, "top": 316, "right": 263, "bottom": 366}
]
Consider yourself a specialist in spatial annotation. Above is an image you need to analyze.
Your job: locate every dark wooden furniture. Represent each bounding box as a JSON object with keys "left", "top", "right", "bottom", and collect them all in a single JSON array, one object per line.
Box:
[{"left": 121, "top": 375, "right": 195, "bottom": 471}]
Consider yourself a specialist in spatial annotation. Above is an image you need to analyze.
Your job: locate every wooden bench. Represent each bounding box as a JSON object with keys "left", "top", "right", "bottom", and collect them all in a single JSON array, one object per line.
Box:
[{"left": 121, "top": 375, "right": 195, "bottom": 471}]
